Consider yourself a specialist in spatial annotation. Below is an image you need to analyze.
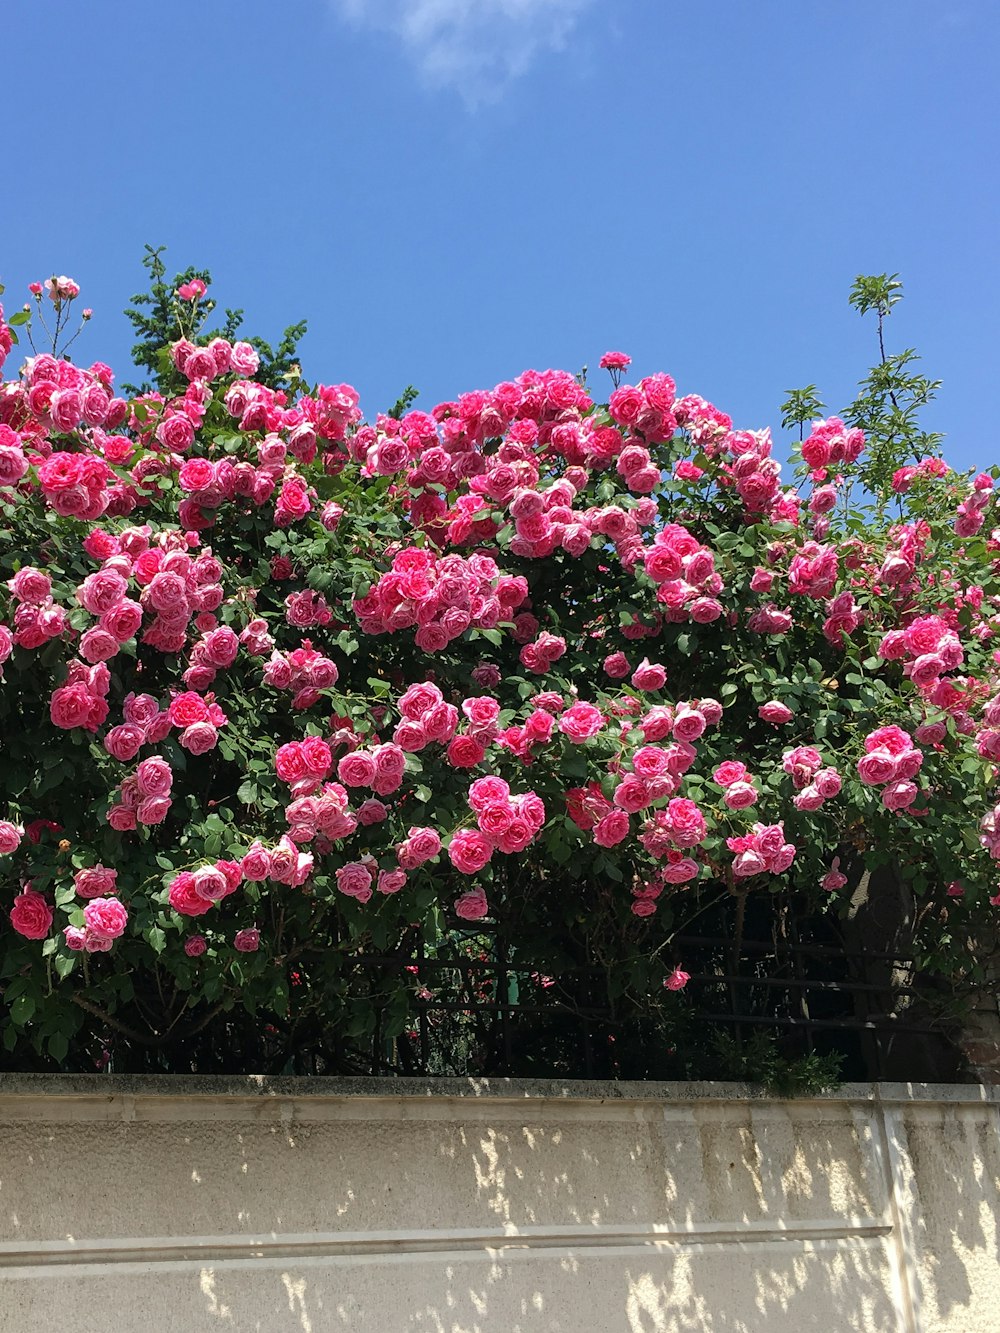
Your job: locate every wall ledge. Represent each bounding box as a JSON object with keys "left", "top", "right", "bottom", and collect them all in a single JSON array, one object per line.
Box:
[{"left": 1, "top": 1072, "right": 997, "bottom": 1108}]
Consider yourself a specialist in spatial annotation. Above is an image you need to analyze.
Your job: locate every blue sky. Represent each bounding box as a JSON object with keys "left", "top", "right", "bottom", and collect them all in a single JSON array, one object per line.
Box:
[{"left": 4, "top": 1, "right": 997, "bottom": 470}]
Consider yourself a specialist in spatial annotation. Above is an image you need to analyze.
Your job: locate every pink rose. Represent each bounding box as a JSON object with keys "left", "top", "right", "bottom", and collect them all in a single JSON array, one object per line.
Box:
[
  {"left": 403, "top": 826, "right": 442, "bottom": 866},
  {"left": 338, "top": 750, "right": 377, "bottom": 787},
  {"left": 613, "top": 775, "right": 651, "bottom": 813},
  {"left": 100, "top": 598, "right": 144, "bottom": 641},
  {"left": 336, "top": 858, "right": 375, "bottom": 901},
  {"left": 377, "top": 869, "right": 408, "bottom": 895},
  {"left": 9, "top": 567, "right": 52, "bottom": 604},
  {"left": 664, "top": 967, "right": 690, "bottom": 991},
  {"left": 593, "top": 810, "right": 630, "bottom": 847},
  {"left": 713, "top": 761, "right": 748, "bottom": 788},
  {"left": 193, "top": 865, "right": 229, "bottom": 902},
  {"left": 299, "top": 736, "right": 333, "bottom": 777},
  {"left": 185, "top": 935, "right": 208, "bottom": 957},
  {"left": 83, "top": 896, "right": 128, "bottom": 941},
  {"left": 603, "top": 652, "right": 630, "bottom": 679},
  {"left": 462, "top": 696, "right": 500, "bottom": 727},
  {"left": 74, "top": 865, "right": 118, "bottom": 899},
  {"left": 169, "top": 872, "right": 212, "bottom": 917},
  {"left": 455, "top": 888, "right": 489, "bottom": 921},
  {"left": 180, "top": 722, "right": 218, "bottom": 754},
  {"left": 50, "top": 683, "right": 95, "bottom": 730},
  {"left": 358, "top": 799, "right": 388, "bottom": 825},
  {"left": 447, "top": 735, "right": 486, "bottom": 768},
  {"left": 821, "top": 858, "right": 848, "bottom": 892},
  {"left": 558, "top": 701, "right": 605, "bottom": 742},
  {"left": 234, "top": 928, "right": 260, "bottom": 952},
  {"left": 631, "top": 658, "right": 667, "bottom": 691},
  {"left": 77, "top": 569, "right": 128, "bottom": 615},
  {"left": 104, "top": 723, "right": 145, "bottom": 762},
  {"left": 732, "top": 849, "right": 767, "bottom": 877},
  {"left": 423, "top": 701, "right": 459, "bottom": 741},
  {"left": 79, "top": 627, "right": 120, "bottom": 663},
  {"left": 883, "top": 780, "right": 918, "bottom": 811},
  {"left": 792, "top": 785, "right": 825, "bottom": 812},
  {"left": 755, "top": 824, "right": 786, "bottom": 860},
  {"left": 671, "top": 706, "right": 706, "bottom": 742},
  {"left": 468, "top": 776, "right": 511, "bottom": 810},
  {"left": 666, "top": 798, "right": 706, "bottom": 847},
  {"left": 856, "top": 749, "right": 897, "bottom": 786},
  {"left": 914, "top": 721, "right": 946, "bottom": 746},
  {"left": 633, "top": 746, "right": 671, "bottom": 780},
  {"left": 768, "top": 843, "right": 797, "bottom": 873},
  {"left": 0, "top": 820, "right": 22, "bottom": 855},
  {"left": 10, "top": 889, "right": 53, "bottom": 939},
  {"left": 723, "top": 781, "right": 758, "bottom": 810},
  {"left": 123, "top": 693, "right": 160, "bottom": 729},
  {"left": 448, "top": 829, "right": 494, "bottom": 874},
  {"left": 398, "top": 681, "right": 443, "bottom": 719},
  {"left": 135, "top": 755, "right": 173, "bottom": 798},
  {"left": 758, "top": 701, "right": 793, "bottom": 725},
  {"left": 241, "top": 841, "right": 273, "bottom": 882},
  {"left": 814, "top": 767, "right": 842, "bottom": 799},
  {"left": 662, "top": 857, "right": 699, "bottom": 884}
]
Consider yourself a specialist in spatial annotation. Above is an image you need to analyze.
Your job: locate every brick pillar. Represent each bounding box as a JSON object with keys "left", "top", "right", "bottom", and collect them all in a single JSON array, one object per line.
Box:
[{"left": 959, "top": 974, "right": 1000, "bottom": 1084}]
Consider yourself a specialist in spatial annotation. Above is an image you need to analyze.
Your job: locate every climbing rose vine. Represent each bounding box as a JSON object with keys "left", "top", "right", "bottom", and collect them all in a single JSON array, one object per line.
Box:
[{"left": 0, "top": 265, "right": 998, "bottom": 1068}]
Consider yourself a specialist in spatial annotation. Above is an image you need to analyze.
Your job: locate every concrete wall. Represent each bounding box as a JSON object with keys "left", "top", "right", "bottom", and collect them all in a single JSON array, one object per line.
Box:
[{"left": 0, "top": 1076, "right": 997, "bottom": 1332}]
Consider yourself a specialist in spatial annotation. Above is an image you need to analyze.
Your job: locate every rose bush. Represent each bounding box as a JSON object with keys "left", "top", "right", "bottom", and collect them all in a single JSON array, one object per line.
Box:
[{"left": 0, "top": 262, "right": 997, "bottom": 1072}]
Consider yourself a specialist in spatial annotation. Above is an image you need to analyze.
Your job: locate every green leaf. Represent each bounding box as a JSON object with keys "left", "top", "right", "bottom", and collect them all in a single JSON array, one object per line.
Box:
[
  {"left": 47, "top": 1032, "right": 69, "bottom": 1063},
  {"left": 10, "top": 995, "right": 35, "bottom": 1026}
]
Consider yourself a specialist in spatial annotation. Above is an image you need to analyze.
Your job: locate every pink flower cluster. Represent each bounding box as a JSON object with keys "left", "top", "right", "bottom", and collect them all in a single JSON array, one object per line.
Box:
[
  {"left": 353, "top": 548, "right": 528, "bottom": 652},
  {"left": 337, "top": 742, "right": 407, "bottom": 795},
  {"left": 718, "top": 429, "right": 785, "bottom": 517},
  {"left": 712, "top": 761, "right": 759, "bottom": 810},
  {"left": 788, "top": 541, "right": 839, "bottom": 598},
  {"left": 168, "top": 860, "right": 244, "bottom": 917},
  {"left": 107, "top": 755, "right": 174, "bottom": 830},
  {"left": 608, "top": 371, "right": 677, "bottom": 445},
  {"left": 640, "top": 798, "right": 708, "bottom": 864},
  {"left": 878, "top": 614, "right": 964, "bottom": 697},
  {"left": 242, "top": 836, "right": 314, "bottom": 887},
  {"left": 261, "top": 640, "right": 339, "bottom": 709},
  {"left": 284, "top": 785, "right": 359, "bottom": 845},
  {"left": 855, "top": 726, "right": 923, "bottom": 811},
  {"left": 954, "top": 474, "right": 993, "bottom": 538},
  {"left": 274, "top": 736, "right": 334, "bottom": 795},
  {"left": 392, "top": 681, "right": 459, "bottom": 752},
  {"left": 8, "top": 566, "right": 68, "bottom": 651},
  {"left": 166, "top": 690, "right": 228, "bottom": 755},
  {"left": 447, "top": 778, "right": 545, "bottom": 873},
  {"left": 64, "top": 897, "right": 129, "bottom": 953},
  {"left": 103, "top": 693, "right": 172, "bottom": 762},
  {"left": 174, "top": 337, "right": 259, "bottom": 384},
  {"left": 642, "top": 523, "right": 725, "bottom": 624},
  {"left": 50, "top": 660, "right": 111, "bottom": 732},
  {"left": 726, "top": 823, "right": 797, "bottom": 877},
  {"left": 782, "top": 747, "right": 842, "bottom": 812},
  {"left": 800, "top": 417, "right": 865, "bottom": 475}
]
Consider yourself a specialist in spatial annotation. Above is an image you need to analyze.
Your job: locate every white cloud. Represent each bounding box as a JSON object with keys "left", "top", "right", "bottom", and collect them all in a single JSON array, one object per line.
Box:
[{"left": 334, "top": 0, "right": 593, "bottom": 103}]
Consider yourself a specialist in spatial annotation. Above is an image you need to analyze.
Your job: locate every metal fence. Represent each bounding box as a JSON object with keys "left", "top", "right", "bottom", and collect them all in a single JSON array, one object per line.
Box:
[{"left": 308, "top": 889, "right": 969, "bottom": 1084}]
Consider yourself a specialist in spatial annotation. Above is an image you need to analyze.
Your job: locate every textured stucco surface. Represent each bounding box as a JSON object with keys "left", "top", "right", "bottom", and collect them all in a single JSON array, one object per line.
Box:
[{"left": 0, "top": 1078, "right": 996, "bottom": 1332}]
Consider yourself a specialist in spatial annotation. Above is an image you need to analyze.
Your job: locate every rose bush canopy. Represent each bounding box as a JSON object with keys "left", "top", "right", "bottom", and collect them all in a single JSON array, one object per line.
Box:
[{"left": 0, "top": 259, "right": 997, "bottom": 1071}]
